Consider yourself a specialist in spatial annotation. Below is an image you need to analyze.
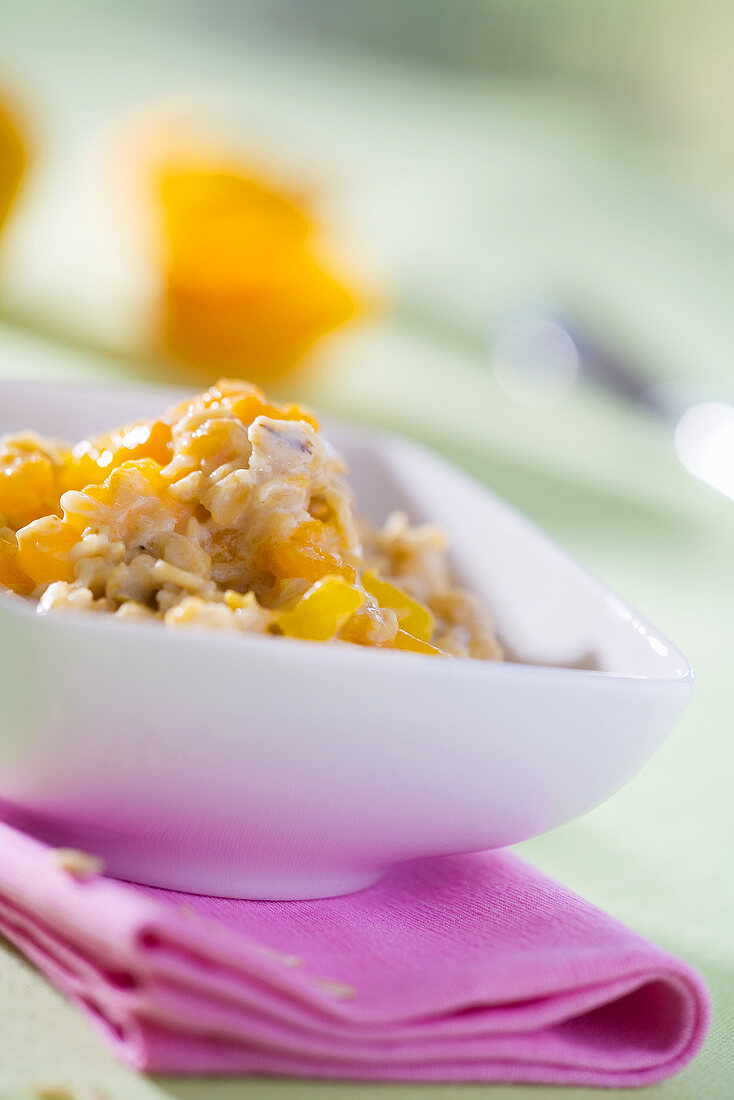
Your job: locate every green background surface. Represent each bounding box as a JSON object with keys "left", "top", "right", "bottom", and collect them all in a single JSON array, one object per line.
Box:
[{"left": 0, "top": 4, "right": 732, "bottom": 1097}]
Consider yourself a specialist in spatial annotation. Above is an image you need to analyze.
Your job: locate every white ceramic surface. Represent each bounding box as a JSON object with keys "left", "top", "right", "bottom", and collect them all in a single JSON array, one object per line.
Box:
[{"left": 0, "top": 379, "right": 692, "bottom": 898}]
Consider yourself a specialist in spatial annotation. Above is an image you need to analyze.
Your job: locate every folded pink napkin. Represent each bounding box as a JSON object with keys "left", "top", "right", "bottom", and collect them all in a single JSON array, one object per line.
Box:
[{"left": 0, "top": 822, "right": 709, "bottom": 1087}]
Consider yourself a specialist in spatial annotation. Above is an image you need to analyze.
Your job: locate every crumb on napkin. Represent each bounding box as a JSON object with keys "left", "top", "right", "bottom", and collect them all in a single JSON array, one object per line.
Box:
[
  {"left": 255, "top": 944, "right": 304, "bottom": 967},
  {"left": 51, "top": 849, "right": 106, "bottom": 880},
  {"left": 312, "top": 976, "right": 357, "bottom": 998}
]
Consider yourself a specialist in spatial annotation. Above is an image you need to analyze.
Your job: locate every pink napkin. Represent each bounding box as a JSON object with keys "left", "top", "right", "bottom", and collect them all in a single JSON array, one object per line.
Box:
[{"left": 0, "top": 822, "right": 709, "bottom": 1087}]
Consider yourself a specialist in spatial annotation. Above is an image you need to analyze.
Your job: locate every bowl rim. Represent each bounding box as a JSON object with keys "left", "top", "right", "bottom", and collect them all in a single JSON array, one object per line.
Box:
[
  {"left": 0, "top": 587, "right": 694, "bottom": 688},
  {"left": 0, "top": 375, "right": 694, "bottom": 690}
]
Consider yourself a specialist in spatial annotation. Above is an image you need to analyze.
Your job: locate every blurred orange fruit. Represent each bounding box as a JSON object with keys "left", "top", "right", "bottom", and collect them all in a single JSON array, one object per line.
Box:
[
  {"left": 0, "top": 95, "right": 25, "bottom": 236},
  {"left": 153, "top": 161, "right": 359, "bottom": 383}
]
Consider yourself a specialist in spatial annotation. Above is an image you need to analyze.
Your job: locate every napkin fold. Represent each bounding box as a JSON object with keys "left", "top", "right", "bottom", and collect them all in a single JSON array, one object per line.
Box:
[{"left": 0, "top": 822, "right": 710, "bottom": 1087}]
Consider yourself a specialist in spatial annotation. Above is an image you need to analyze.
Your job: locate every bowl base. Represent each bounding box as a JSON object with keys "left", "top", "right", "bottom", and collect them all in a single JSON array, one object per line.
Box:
[
  {"left": 107, "top": 862, "right": 387, "bottom": 901},
  {"left": 0, "top": 800, "right": 388, "bottom": 900}
]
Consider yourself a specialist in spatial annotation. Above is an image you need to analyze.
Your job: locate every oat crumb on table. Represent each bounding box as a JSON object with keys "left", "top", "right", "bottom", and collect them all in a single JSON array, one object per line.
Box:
[{"left": 35, "top": 1087, "right": 107, "bottom": 1100}]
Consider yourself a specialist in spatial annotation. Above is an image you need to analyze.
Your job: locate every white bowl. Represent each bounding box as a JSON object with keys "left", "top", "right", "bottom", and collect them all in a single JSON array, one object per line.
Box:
[{"left": 0, "top": 379, "right": 692, "bottom": 898}]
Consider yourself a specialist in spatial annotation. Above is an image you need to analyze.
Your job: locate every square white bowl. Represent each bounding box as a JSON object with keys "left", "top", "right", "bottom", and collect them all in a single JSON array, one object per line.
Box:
[{"left": 0, "top": 379, "right": 692, "bottom": 898}]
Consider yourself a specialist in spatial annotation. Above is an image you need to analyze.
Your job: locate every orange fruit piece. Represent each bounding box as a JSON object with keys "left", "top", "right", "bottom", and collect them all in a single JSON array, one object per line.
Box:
[
  {"left": 0, "top": 445, "right": 66, "bottom": 531},
  {"left": 0, "top": 95, "right": 25, "bottom": 235},
  {"left": 15, "top": 516, "right": 78, "bottom": 587},
  {"left": 0, "top": 534, "right": 33, "bottom": 595},
  {"left": 229, "top": 392, "right": 319, "bottom": 432},
  {"left": 266, "top": 520, "right": 345, "bottom": 584},
  {"left": 390, "top": 630, "right": 442, "bottom": 656},
  {"left": 277, "top": 575, "right": 364, "bottom": 641},
  {"left": 65, "top": 420, "right": 173, "bottom": 491},
  {"left": 362, "top": 570, "right": 434, "bottom": 642},
  {"left": 153, "top": 164, "right": 358, "bottom": 382}
]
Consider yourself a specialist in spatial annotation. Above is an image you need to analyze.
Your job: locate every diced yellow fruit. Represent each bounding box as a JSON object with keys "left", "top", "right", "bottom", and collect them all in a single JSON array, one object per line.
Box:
[
  {"left": 160, "top": 164, "right": 290, "bottom": 253},
  {"left": 153, "top": 165, "right": 358, "bottom": 382},
  {"left": 0, "top": 449, "right": 65, "bottom": 531},
  {"left": 230, "top": 392, "right": 319, "bottom": 432},
  {"left": 0, "top": 96, "right": 25, "bottom": 233},
  {"left": 362, "top": 570, "right": 434, "bottom": 642},
  {"left": 186, "top": 416, "right": 247, "bottom": 463},
  {"left": 105, "top": 419, "right": 172, "bottom": 468},
  {"left": 0, "top": 534, "right": 33, "bottom": 594},
  {"left": 64, "top": 420, "right": 173, "bottom": 491},
  {"left": 266, "top": 519, "right": 346, "bottom": 584},
  {"left": 165, "top": 378, "right": 257, "bottom": 423},
  {"left": 224, "top": 589, "right": 254, "bottom": 611},
  {"left": 61, "top": 447, "right": 106, "bottom": 492},
  {"left": 16, "top": 516, "right": 78, "bottom": 586},
  {"left": 390, "top": 630, "right": 442, "bottom": 655},
  {"left": 58, "top": 489, "right": 103, "bottom": 535},
  {"left": 83, "top": 459, "right": 168, "bottom": 505},
  {"left": 277, "top": 575, "right": 364, "bottom": 641}
]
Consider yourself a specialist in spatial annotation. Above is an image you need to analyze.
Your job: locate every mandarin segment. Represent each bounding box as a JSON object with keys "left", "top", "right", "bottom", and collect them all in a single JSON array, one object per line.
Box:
[
  {"left": 61, "top": 446, "right": 107, "bottom": 493},
  {"left": 16, "top": 516, "right": 78, "bottom": 586},
  {"left": 83, "top": 459, "right": 169, "bottom": 505},
  {"left": 165, "top": 379, "right": 256, "bottom": 424},
  {"left": 186, "top": 417, "right": 249, "bottom": 463},
  {"left": 266, "top": 519, "right": 345, "bottom": 584},
  {"left": 153, "top": 166, "right": 358, "bottom": 382},
  {"left": 64, "top": 420, "right": 173, "bottom": 491},
  {"left": 104, "top": 419, "right": 173, "bottom": 467},
  {"left": 230, "top": 392, "right": 319, "bottom": 432},
  {"left": 0, "top": 95, "right": 25, "bottom": 234},
  {"left": 0, "top": 444, "right": 66, "bottom": 531},
  {"left": 0, "top": 534, "right": 33, "bottom": 594}
]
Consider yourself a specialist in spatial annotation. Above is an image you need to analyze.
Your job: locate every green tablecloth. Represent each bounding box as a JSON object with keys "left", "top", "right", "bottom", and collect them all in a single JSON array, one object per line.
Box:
[{"left": 0, "top": 5, "right": 732, "bottom": 1096}]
